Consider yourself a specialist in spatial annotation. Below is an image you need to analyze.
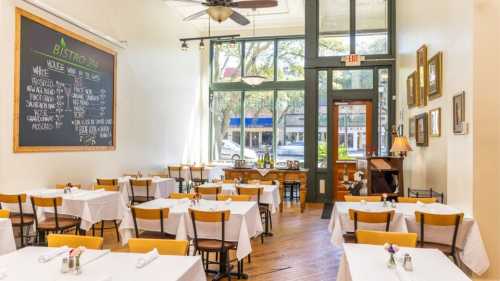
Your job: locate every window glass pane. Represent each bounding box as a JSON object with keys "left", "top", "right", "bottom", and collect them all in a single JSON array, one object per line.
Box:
[
  {"left": 338, "top": 104, "right": 367, "bottom": 160},
  {"left": 244, "top": 91, "right": 274, "bottom": 162},
  {"left": 276, "top": 90, "right": 305, "bottom": 165},
  {"left": 318, "top": 71, "right": 328, "bottom": 168},
  {"left": 212, "top": 42, "right": 241, "bottom": 83},
  {"left": 319, "top": 0, "right": 350, "bottom": 56},
  {"left": 211, "top": 92, "right": 242, "bottom": 161},
  {"left": 378, "top": 68, "right": 389, "bottom": 156},
  {"left": 277, "top": 40, "right": 305, "bottom": 81},
  {"left": 332, "top": 69, "right": 373, "bottom": 90},
  {"left": 355, "top": 0, "right": 389, "bottom": 55},
  {"left": 244, "top": 41, "right": 275, "bottom": 80}
]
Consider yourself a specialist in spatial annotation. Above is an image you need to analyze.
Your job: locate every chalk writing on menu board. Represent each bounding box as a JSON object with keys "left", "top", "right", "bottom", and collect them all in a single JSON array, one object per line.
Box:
[{"left": 14, "top": 8, "right": 116, "bottom": 152}]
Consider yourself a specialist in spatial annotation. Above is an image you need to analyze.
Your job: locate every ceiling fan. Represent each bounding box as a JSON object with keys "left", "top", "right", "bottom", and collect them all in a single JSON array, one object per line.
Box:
[{"left": 165, "top": 0, "right": 278, "bottom": 25}]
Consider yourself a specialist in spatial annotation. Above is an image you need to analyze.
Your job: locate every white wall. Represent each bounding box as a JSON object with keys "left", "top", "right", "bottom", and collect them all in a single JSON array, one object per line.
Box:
[
  {"left": 0, "top": 0, "right": 203, "bottom": 191},
  {"left": 396, "top": 0, "right": 474, "bottom": 214}
]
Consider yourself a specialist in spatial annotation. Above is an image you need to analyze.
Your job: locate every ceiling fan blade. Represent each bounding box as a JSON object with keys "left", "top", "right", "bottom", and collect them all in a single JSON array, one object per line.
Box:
[
  {"left": 163, "top": 0, "right": 206, "bottom": 4},
  {"left": 229, "top": 11, "right": 250, "bottom": 25},
  {"left": 231, "top": 0, "right": 278, "bottom": 9},
  {"left": 183, "top": 9, "right": 208, "bottom": 21}
]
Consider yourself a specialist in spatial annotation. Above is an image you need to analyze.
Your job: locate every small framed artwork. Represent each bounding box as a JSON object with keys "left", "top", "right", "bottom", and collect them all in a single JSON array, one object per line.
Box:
[
  {"left": 407, "top": 71, "right": 417, "bottom": 107},
  {"left": 428, "top": 52, "right": 443, "bottom": 100},
  {"left": 429, "top": 108, "right": 441, "bottom": 137},
  {"left": 453, "top": 92, "right": 466, "bottom": 134},
  {"left": 409, "top": 117, "right": 416, "bottom": 138},
  {"left": 415, "top": 113, "right": 429, "bottom": 146},
  {"left": 416, "top": 45, "right": 428, "bottom": 107}
]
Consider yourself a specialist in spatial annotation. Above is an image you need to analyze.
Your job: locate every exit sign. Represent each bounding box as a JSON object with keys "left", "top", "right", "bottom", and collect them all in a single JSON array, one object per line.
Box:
[{"left": 341, "top": 54, "right": 366, "bottom": 66}]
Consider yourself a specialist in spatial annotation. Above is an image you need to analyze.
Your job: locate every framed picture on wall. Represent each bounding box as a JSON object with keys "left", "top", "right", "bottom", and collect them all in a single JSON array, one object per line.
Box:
[
  {"left": 428, "top": 52, "right": 443, "bottom": 100},
  {"left": 415, "top": 113, "right": 428, "bottom": 146},
  {"left": 429, "top": 108, "right": 441, "bottom": 137},
  {"left": 409, "top": 117, "right": 416, "bottom": 138},
  {"left": 453, "top": 92, "right": 466, "bottom": 134},
  {"left": 407, "top": 71, "right": 417, "bottom": 107},
  {"left": 416, "top": 45, "right": 428, "bottom": 107}
]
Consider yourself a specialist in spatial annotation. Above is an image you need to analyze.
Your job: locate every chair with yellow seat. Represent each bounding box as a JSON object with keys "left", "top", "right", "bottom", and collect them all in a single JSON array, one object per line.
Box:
[
  {"left": 96, "top": 178, "right": 118, "bottom": 186},
  {"left": 90, "top": 185, "right": 121, "bottom": 241},
  {"left": 128, "top": 238, "right": 189, "bottom": 256},
  {"left": 47, "top": 234, "right": 103, "bottom": 249},
  {"left": 0, "top": 209, "right": 9, "bottom": 218},
  {"left": 129, "top": 179, "right": 153, "bottom": 205},
  {"left": 0, "top": 193, "right": 34, "bottom": 247},
  {"left": 190, "top": 166, "right": 208, "bottom": 189},
  {"left": 355, "top": 230, "right": 418, "bottom": 247},
  {"left": 415, "top": 211, "right": 464, "bottom": 265},
  {"left": 345, "top": 195, "right": 382, "bottom": 202},
  {"left": 168, "top": 165, "right": 185, "bottom": 193},
  {"left": 216, "top": 194, "right": 251, "bottom": 202},
  {"left": 131, "top": 206, "right": 174, "bottom": 239},
  {"left": 398, "top": 197, "right": 437, "bottom": 203},
  {"left": 55, "top": 183, "right": 82, "bottom": 189},
  {"left": 169, "top": 192, "right": 195, "bottom": 200},
  {"left": 347, "top": 209, "right": 395, "bottom": 243},
  {"left": 237, "top": 185, "right": 270, "bottom": 243},
  {"left": 194, "top": 185, "right": 221, "bottom": 200}
]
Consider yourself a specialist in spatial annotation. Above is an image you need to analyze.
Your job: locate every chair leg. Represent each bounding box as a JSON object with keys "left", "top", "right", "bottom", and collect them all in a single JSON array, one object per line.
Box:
[
  {"left": 247, "top": 254, "right": 251, "bottom": 264},
  {"left": 114, "top": 220, "right": 120, "bottom": 242},
  {"left": 100, "top": 221, "right": 105, "bottom": 237},
  {"left": 268, "top": 210, "right": 273, "bottom": 230},
  {"left": 19, "top": 225, "right": 24, "bottom": 248},
  {"left": 92, "top": 224, "right": 95, "bottom": 236}
]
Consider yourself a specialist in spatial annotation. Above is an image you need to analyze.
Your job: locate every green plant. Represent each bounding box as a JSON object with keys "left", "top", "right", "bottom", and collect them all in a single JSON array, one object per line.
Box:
[{"left": 338, "top": 144, "right": 354, "bottom": 160}]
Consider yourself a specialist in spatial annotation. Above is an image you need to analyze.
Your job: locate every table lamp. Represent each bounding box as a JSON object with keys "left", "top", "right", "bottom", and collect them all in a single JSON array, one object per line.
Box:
[{"left": 390, "top": 136, "right": 412, "bottom": 157}]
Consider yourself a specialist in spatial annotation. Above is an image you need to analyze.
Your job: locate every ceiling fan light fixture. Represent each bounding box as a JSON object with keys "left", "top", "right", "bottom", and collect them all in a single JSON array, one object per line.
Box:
[
  {"left": 242, "top": 75, "right": 267, "bottom": 86},
  {"left": 181, "top": 41, "right": 188, "bottom": 51},
  {"left": 207, "top": 6, "right": 234, "bottom": 23},
  {"left": 229, "top": 38, "right": 237, "bottom": 48},
  {"left": 199, "top": 40, "right": 205, "bottom": 50}
]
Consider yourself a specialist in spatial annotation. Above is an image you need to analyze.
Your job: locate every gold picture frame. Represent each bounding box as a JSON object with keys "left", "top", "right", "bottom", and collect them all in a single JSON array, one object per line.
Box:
[
  {"left": 416, "top": 45, "right": 428, "bottom": 107},
  {"left": 407, "top": 71, "right": 417, "bottom": 107},
  {"left": 428, "top": 52, "right": 443, "bottom": 100},
  {"left": 429, "top": 108, "right": 441, "bottom": 137},
  {"left": 453, "top": 92, "right": 466, "bottom": 134},
  {"left": 415, "top": 113, "right": 428, "bottom": 146}
]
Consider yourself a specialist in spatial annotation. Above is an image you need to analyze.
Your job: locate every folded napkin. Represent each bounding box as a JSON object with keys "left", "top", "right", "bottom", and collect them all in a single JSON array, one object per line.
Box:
[
  {"left": 38, "top": 246, "right": 69, "bottom": 263},
  {"left": 136, "top": 249, "right": 159, "bottom": 269}
]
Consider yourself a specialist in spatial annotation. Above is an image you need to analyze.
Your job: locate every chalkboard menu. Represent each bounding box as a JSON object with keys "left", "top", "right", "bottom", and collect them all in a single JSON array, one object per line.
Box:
[{"left": 14, "top": 8, "right": 116, "bottom": 152}]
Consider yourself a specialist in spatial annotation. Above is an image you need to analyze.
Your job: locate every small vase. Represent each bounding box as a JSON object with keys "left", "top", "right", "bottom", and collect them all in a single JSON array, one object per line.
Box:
[{"left": 387, "top": 253, "right": 396, "bottom": 269}]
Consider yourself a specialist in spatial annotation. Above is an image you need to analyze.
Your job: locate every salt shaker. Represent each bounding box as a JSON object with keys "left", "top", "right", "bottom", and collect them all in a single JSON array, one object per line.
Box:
[{"left": 403, "top": 253, "right": 413, "bottom": 271}]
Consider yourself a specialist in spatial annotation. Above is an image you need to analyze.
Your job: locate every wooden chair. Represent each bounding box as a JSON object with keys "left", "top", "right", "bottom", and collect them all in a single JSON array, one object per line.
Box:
[
  {"left": 344, "top": 195, "right": 382, "bottom": 202},
  {"left": 129, "top": 179, "right": 153, "bottom": 205},
  {"left": 90, "top": 185, "right": 121, "bottom": 241},
  {"left": 223, "top": 179, "right": 235, "bottom": 184},
  {"left": 195, "top": 185, "right": 221, "bottom": 199},
  {"left": 415, "top": 211, "right": 464, "bottom": 265},
  {"left": 237, "top": 185, "right": 270, "bottom": 244},
  {"left": 189, "top": 209, "right": 242, "bottom": 279},
  {"left": 96, "top": 178, "right": 118, "bottom": 186},
  {"left": 356, "top": 230, "right": 418, "bottom": 247},
  {"left": 347, "top": 209, "right": 395, "bottom": 243},
  {"left": 168, "top": 165, "right": 185, "bottom": 193},
  {"left": 47, "top": 234, "right": 103, "bottom": 249},
  {"left": 30, "top": 196, "right": 80, "bottom": 244},
  {"left": 216, "top": 194, "right": 251, "bottom": 202},
  {"left": 169, "top": 192, "right": 195, "bottom": 200},
  {"left": 0, "top": 193, "right": 34, "bottom": 247},
  {"left": 398, "top": 197, "right": 437, "bottom": 203},
  {"left": 190, "top": 166, "right": 208, "bottom": 189},
  {"left": 128, "top": 238, "right": 189, "bottom": 256},
  {"left": 0, "top": 209, "right": 9, "bottom": 218},
  {"left": 55, "top": 183, "right": 82, "bottom": 189},
  {"left": 131, "top": 207, "right": 174, "bottom": 239}
]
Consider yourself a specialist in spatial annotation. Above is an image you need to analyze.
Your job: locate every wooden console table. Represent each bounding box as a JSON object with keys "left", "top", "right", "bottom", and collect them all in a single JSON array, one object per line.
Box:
[{"left": 224, "top": 168, "right": 309, "bottom": 213}]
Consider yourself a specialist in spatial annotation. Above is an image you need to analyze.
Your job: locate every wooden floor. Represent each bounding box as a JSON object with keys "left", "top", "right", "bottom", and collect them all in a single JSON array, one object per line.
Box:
[{"left": 103, "top": 202, "right": 342, "bottom": 281}]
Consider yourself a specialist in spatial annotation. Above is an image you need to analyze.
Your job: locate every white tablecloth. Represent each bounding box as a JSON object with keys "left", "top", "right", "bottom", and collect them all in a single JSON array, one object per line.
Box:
[
  {"left": 118, "top": 177, "right": 176, "bottom": 203},
  {"left": 198, "top": 183, "right": 281, "bottom": 214},
  {"left": 0, "top": 247, "right": 206, "bottom": 281},
  {"left": 3, "top": 189, "right": 127, "bottom": 231},
  {"left": 0, "top": 219, "right": 16, "bottom": 256},
  {"left": 328, "top": 202, "right": 490, "bottom": 275},
  {"left": 119, "top": 198, "right": 263, "bottom": 260},
  {"left": 337, "top": 243, "right": 471, "bottom": 281}
]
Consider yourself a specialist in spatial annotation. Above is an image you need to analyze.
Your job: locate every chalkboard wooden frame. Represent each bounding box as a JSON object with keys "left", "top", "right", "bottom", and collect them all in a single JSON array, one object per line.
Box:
[{"left": 13, "top": 8, "right": 117, "bottom": 153}]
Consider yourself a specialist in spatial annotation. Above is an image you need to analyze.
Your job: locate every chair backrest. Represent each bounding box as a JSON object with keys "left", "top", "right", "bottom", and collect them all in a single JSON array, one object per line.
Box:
[
  {"left": 398, "top": 197, "right": 437, "bottom": 204},
  {"left": 414, "top": 211, "right": 464, "bottom": 250},
  {"left": 356, "top": 230, "right": 418, "bottom": 248},
  {"left": 345, "top": 195, "right": 382, "bottom": 202},
  {"left": 169, "top": 193, "right": 195, "bottom": 200},
  {"left": 47, "top": 234, "right": 103, "bottom": 249},
  {"left": 189, "top": 209, "right": 230, "bottom": 251},
  {"left": 95, "top": 184, "right": 119, "bottom": 192},
  {"left": 129, "top": 179, "right": 152, "bottom": 202},
  {"left": 248, "top": 180, "right": 261, "bottom": 185},
  {"left": 195, "top": 186, "right": 221, "bottom": 195},
  {"left": 0, "top": 209, "right": 10, "bottom": 218},
  {"left": 348, "top": 209, "right": 395, "bottom": 232},
  {"left": 260, "top": 180, "right": 274, "bottom": 185},
  {"left": 96, "top": 178, "right": 118, "bottom": 186},
  {"left": 190, "top": 166, "right": 205, "bottom": 181},
  {"left": 216, "top": 194, "right": 251, "bottom": 202},
  {"left": 223, "top": 179, "right": 235, "bottom": 184},
  {"left": 30, "top": 196, "right": 64, "bottom": 229},
  {"left": 0, "top": 194, "right": 27, "bottom": 217},
  {"left": 236, "top": 185, "right": 263, "bottom": 204},
  {"left": 128, "top": 238, "right": 189, "bottom": 256},
  {"left": 131, "top": 207, "right": 169, "bottom": 238},
  {"left": 55, "top": 183, "right": 81, "bottom": 189},
  {"left": 167, "top": 165, "right": 183, "bottom": 178}
]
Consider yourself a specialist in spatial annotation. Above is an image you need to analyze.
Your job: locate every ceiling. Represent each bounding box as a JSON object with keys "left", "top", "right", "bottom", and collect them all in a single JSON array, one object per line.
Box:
[{"left": 164, "top": 0, "right": 305, "bottom": 33}]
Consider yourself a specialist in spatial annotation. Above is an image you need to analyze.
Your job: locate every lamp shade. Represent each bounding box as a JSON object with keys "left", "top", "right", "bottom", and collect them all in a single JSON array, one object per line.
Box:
[
  {"left": 241, "top": 75, "right": 267, "bottom": 86},
  {"left": 390, "top": 136, "right": 412, "bottom": 153},
  {"left": 207, "top": 6, "right": 234, "bottom": 23}
]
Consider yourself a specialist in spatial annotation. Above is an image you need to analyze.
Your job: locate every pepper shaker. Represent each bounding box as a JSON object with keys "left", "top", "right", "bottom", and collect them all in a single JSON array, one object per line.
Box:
[{"left": 403, "top": 253, "right": 413, "bottom": 271}]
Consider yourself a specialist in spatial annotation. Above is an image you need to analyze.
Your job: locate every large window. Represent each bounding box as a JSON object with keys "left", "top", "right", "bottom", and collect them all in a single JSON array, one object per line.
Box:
[
  {"left": 244, "top": 91, "right": 274, "bottom": 158},
  {"left": 318, "top": 71, "right": 328, "bottom": 168},
  {"left": 244, "top": 41, "right": 274, "bottom": 79},
  {"left": 277, "top": 40, "right": 305, "bottom": 81},
  {"left": 276, "top": 90, "right": 305, "bottom": 164},
  {"left": 210, "top": 92, "right": 242, "bottom": 161},
  {"left": 212, "top": 42, "right": 241, "bottom": 83}
]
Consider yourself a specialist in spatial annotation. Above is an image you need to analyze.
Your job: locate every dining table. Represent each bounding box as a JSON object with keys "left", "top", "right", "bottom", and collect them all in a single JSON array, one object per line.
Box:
[
  {"left": 336, "top": 243, "right": 472, "bottom": 281},
  {"left": 119, "top": 198, "right": 263, "bottom": 261},
  {"left": 0, "top": 246, "right": 206, "bottom": 281},
  {"left": 328, "top": 201, "right": 490, "bottom": 275},
  {"left": 0, "top": 219, "right": 16, "bottom": 256}
]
